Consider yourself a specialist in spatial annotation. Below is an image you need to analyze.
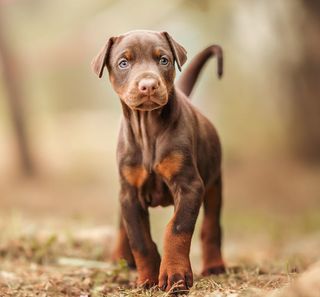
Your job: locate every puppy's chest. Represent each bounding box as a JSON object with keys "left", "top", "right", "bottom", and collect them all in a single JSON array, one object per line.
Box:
[
  {"left": 120, "top": 148, "right": 184, "bottom": 205},
  {"left": 121, "top": 161, "right": 173, "bottom": 207},
  {"left": 122, "top": 145, "right": 183, "bottom": 182},
  {"left": 121, "top": 146, "right": 158, "bottom": 187}
]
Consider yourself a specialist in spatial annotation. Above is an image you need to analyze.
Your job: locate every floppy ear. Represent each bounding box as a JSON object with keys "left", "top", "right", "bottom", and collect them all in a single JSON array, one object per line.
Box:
[
  {"left": 91, "top": 37, "right": 114, "bottom": 78},
  {"left": 162, "top": 32, "right": 187, "bottom": 72}
]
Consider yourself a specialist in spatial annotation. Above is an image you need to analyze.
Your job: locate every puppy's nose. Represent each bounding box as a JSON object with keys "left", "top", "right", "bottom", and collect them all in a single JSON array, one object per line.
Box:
[{"left": 138, "top": 78, "right": 159, "bottom": 95}]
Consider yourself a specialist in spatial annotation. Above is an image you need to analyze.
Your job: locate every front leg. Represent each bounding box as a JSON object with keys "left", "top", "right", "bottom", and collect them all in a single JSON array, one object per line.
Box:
[
  {"left": 155, "top": 152, "right": 204, "bottom": 292},
  {"left": 111, "top": 212, "right": 135, "bottom": 268},
  {"left": 120, "top": 185, "right": 161, "bottom": 287}
]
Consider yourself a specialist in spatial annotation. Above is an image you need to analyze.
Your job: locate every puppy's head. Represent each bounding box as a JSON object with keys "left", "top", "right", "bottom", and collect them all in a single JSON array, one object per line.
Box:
[{"left": 92, "top": 30, "right": 187, "bottom": 111}]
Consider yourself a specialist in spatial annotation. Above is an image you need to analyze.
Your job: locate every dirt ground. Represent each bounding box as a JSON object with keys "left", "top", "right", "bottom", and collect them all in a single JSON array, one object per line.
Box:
[{"left": 0, "top": 159, "right": 319, "bottom": 296}]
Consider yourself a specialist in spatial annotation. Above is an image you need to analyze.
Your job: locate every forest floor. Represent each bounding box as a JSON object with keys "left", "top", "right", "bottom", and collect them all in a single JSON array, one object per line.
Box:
[
  {"left": 0, "top": 159, "right": 319, "bottom": 296},
  {"left": 0, "top": 215, "right": 319, "bottom": 297}
]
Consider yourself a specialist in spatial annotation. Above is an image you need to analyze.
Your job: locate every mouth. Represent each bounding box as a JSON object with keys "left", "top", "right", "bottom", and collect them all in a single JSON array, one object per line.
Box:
[
  {"left": 134, "top": 100, "right": 162, "bottom": 111},
  {"left": 129, "top": 93, "right": 168, "bottom": 111}
]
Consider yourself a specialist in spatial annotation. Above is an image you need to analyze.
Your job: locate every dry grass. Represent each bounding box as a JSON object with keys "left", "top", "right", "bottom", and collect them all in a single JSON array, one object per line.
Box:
[
  {"left": 0, "top": 160, "right": 319, "bottom": 296},
  {"left": 0, "top": 217, "right": 319, "bottom": 297}
]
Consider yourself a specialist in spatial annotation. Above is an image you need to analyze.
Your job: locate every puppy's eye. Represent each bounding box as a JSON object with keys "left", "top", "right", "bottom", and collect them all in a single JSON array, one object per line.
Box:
[
  {"left": 118, "top": 59, "right": 129, "bottom": 69},
  {"left": 159, "top": 56, "right": 169, "bottom": 65}
]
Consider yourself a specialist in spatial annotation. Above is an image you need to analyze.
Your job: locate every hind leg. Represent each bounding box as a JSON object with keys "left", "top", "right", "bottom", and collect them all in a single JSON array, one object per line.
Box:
[
  {"left": 201, "top": 175, "right": 225, "bottom": 275},
  {"left": 112, "top": 213, "right": 136, "bottom": 268}
]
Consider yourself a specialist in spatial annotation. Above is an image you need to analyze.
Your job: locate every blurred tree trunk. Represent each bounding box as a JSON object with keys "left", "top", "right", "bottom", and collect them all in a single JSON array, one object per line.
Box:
[
  {"left": 288, "top": 1, "right": 320, "bottom": 163},
  {"left": 0, "top": 20, "right": 34, "bottom": 175}
]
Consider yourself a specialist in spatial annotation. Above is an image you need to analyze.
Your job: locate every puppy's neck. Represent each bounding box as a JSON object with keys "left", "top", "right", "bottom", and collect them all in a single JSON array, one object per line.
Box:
[
  {"left": 121, "top": 89, "right": 178, "bottom": 137},
  {"left": 120, "top": 89, "right": 179, "bottom": 168}
]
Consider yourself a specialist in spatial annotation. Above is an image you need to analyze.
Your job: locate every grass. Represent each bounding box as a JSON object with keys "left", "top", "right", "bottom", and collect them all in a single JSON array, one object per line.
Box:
[
  {"left": 0, "top": 159, "right": 319, "bottom": 296},
  {"left": 0, "top": 214, "right": 319, "bottom": 297},
  {"left": 0, "top": 253, "right": 297, "bottom": 296}
]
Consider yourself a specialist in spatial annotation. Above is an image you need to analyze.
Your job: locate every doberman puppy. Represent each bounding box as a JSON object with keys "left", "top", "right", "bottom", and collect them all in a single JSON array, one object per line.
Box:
[{"left": 92, "top": 30, "right": 225, "bottom": 292}]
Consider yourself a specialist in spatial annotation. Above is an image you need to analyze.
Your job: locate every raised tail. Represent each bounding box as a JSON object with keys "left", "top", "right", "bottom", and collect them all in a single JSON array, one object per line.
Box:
[{"left": 176, "top": 45, "right": 223, "bottom": 98}]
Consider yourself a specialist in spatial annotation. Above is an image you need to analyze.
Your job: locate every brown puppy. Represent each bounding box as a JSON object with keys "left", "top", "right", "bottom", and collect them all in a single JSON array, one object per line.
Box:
[{"left": 92, "top": 30, "right": 225, "bottom": 292}]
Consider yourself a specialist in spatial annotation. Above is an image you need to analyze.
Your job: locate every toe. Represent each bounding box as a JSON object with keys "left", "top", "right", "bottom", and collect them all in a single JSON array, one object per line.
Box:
[
  {"left": 159, "top": 272, "right": 191, "bottom": 294},
  {"left": 169, "top": 273, "right": 188, "bottom": 294},
  {"left": 185, "top": 272, "right": 193, "bottom": 288},
  {"left": 158, "top": 273, "right": 168, "bottom": 291},
  {"left": 137, "top": 276, "right": 158, "bottom": 289}
]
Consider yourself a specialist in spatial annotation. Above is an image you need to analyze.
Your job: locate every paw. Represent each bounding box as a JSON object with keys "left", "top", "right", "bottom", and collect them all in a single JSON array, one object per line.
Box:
[
  {"left": 137, "top": 274, "right": 158, "bottom": 289},
  {"left": 159, "top": 265, "right": 193, "bottom": 293},
  {"left": 202, "top": 264, "right": 225, "bottom": 276}
]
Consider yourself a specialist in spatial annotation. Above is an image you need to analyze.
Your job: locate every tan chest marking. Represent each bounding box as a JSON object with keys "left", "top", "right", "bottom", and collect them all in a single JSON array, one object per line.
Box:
[
  {"left": 122, "top": 165, "right": 148, "bottom": 187},
  {"left": 155, "top": 152, "right": 184, "bottom": 180}
]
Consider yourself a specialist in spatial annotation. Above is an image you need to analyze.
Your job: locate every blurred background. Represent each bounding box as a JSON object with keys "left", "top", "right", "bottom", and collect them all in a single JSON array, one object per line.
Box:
[{"left": 0, "top": 0, "right": 319, "bottom": 272}]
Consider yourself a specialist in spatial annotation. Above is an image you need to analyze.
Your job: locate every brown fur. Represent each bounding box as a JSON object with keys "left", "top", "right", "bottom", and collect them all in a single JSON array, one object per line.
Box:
[
  {"left": 201, "top": 178, "right": 225, "bottom": 275},
  {"left": 92, "top": 30, "right": 225, "bottom": 292},
  {"left": 176, "top": 45, "right": 223, "bottom": 97},
  {"left": 122, "top": 165, "right": 148, "bottom": 187},
  {"left": 159, "top": 220, "right": 193, "bottom": 292},
  {"left": 155, "top": 151, "right": 184, "bottom": 181},
  {"left": 132, "top": 246, "right": 161, "bottom": 287},
  {"left": 112, "top": 216, "right": 135, "bottom": 268}
]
